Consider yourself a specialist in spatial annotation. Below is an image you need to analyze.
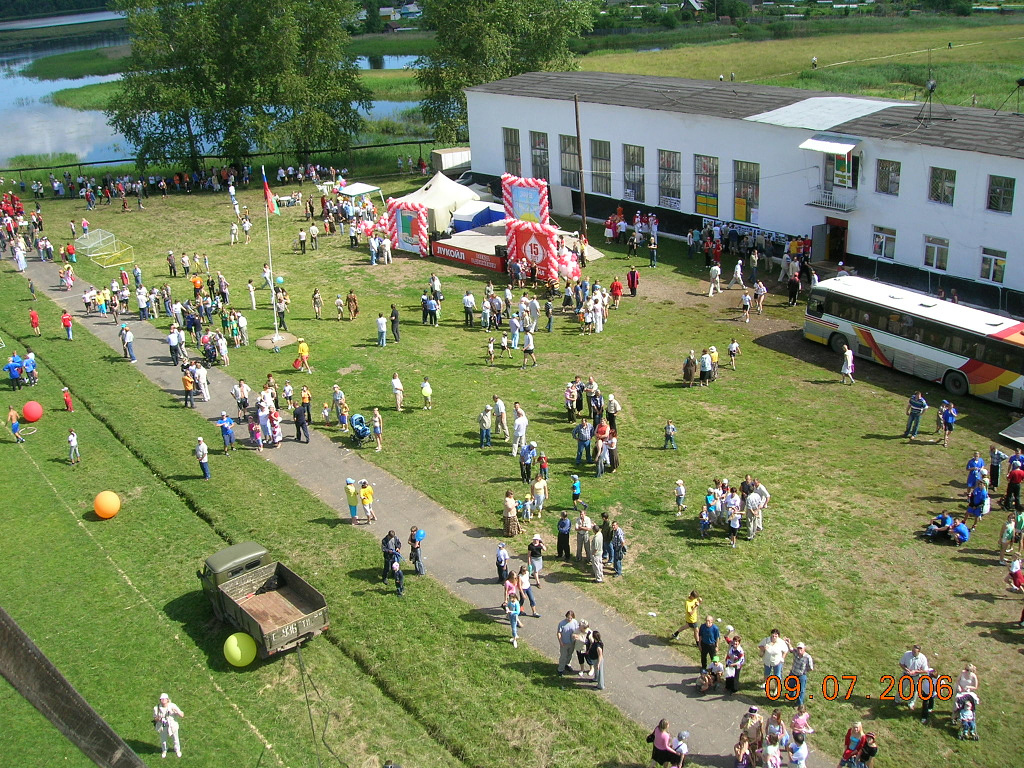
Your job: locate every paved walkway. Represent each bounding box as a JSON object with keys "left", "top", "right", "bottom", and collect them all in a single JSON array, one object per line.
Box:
[{"left": 20, "top": 259, "right": 823, "bottom": 767}]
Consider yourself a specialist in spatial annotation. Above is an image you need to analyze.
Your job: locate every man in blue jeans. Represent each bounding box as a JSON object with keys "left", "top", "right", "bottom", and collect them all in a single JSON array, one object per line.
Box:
[
  {"left": 195, "top": 437, "right": 210, "bottom": 480},
  {"left": 478, "top": 405, "right": 492, "bottom": 447},
  {"left": 610, "top": 521, "right": 626, "bottom": 576},
  {"left": 573, "top": 418, "right": 593, "bottom": 464},
  {"left": 788, "top": 642, "right": 814, "bottom": 706},
  {"left": 903, "top": 391, "right": 928, "bottom": 439}
]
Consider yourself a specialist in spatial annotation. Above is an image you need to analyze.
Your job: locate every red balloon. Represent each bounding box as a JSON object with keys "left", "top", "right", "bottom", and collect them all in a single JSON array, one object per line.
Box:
[{"left": 22, "top": 401, "right": 43, "bottom": 422}]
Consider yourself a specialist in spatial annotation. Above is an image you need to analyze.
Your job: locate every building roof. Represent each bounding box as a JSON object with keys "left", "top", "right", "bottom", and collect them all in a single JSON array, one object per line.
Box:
[{"left": 467, "top": 71, "right": 1024, "bottom": 160}]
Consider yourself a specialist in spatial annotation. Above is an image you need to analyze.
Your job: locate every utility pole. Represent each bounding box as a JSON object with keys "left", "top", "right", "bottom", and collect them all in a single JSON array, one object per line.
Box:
[{"left": 574, "top": 94, "right": 588, "bottom": 244}]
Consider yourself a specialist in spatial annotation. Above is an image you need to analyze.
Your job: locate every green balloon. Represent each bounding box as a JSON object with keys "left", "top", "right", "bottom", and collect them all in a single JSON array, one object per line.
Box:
[{"left": 223, "top": 632, "right": 258, "bottom": 667}]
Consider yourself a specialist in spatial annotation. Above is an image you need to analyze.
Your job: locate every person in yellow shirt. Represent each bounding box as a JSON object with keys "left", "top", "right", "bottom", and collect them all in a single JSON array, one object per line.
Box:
[
  {"left": 297, "top": 337, "right": 312, "bottom": 374},
  {"left": 359, "top": 479, "right": 377, "bottom": 523},
  {"left": 345, "top": 478, "right": 360, "bottom": 524},
  {"left": 672, "top": 591, "right": 704, "bottom": 647},
  {"left": 709, "top": 345, "right": 720, "bottom": 380}
]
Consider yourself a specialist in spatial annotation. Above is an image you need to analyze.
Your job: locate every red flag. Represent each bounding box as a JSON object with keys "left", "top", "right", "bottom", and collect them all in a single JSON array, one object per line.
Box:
[{"left": 262, "top": 166, "right": 279, "bottom": 215}]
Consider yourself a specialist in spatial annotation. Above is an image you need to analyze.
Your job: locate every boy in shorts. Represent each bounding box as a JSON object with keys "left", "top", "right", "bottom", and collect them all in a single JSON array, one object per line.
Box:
[
  {"left": 571, "top": 474, "right": 588, "bottom": 511},
  {"left": 674, "top": 479, "right": 687, "bottom": 515}
]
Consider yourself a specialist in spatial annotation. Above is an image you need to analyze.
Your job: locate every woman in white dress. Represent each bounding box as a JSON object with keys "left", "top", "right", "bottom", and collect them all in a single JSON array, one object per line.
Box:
[{"left": 840, "top": 344, "right": 855, "bottom": 385}]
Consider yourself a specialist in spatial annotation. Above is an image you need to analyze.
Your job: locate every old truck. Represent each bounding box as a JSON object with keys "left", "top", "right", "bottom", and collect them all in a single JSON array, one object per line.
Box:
[{"left": 197, "top": 542, "right": 329, "bottom": 659}]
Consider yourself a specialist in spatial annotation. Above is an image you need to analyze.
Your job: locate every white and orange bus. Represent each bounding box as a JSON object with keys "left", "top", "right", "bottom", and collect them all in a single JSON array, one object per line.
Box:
[{"left": 804, "top": 276, "right": 1024, "bottom": 404}]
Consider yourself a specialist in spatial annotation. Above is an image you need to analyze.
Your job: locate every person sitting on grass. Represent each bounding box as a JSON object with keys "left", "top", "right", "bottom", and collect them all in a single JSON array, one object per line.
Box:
[{"left": 923, "top": 510, "right": 954, "bottom": 538}]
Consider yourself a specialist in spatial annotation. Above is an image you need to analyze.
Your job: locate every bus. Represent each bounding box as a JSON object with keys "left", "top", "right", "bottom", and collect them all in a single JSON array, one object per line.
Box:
[{"left": 804, "top": 276, "right": 1024, "bottom": 404}]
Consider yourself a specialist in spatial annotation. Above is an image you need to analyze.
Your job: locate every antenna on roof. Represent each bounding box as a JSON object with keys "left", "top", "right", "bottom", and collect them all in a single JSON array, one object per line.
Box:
[
  {"left": 914, "top": 61, "right": 955, "bottom": 125},
  {"left": 993, "top": 77, "right": 1024, "bottom": 117}
]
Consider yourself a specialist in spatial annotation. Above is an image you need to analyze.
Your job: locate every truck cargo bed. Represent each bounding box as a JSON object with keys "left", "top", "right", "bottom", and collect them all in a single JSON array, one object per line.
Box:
[{"left": 240, "top": 585, "right": 321, "bottom": 633}]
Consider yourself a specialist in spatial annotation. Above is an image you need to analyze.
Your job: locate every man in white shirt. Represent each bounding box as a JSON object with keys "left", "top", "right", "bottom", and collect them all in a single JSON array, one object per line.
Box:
[
  {"left": 708, "top": 264, "right": 722, "bottom": 297},
  {"left": 380, "top": 235, "right": 392, "bottom": 264},
  {"left": 574, "top": 510, "right": 594, "bottom": 560},
  {"left": 391, "top": 373, "right": 404, "bottom": 412},
  {"left": 727, "top": 259, "right": 745, "bottom": 290},
  {"left": 167, "top": 329, "right": 181, "bottom": 366},
  {"left": 899, "top": 645, "right": 929, "bottom": 709},
  {"left": 462, "top": 291, "right": 477, "bottom": 327},
  {"left": 511, "top": 407, "right": 529, "bottom": 457}
]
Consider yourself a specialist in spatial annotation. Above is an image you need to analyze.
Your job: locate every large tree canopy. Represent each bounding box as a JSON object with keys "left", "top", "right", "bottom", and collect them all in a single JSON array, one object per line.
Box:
[
  {"left": 416, "top": 0, "right": 596, "bottom": 143},
  {"left": 106, "top": 0, "right": 371, "bottom": 170}
]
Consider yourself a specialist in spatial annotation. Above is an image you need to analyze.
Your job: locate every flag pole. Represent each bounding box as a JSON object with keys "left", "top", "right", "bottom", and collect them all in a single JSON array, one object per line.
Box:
[{"left": 262, "top": 166, "right": 282, "bottom": 344}]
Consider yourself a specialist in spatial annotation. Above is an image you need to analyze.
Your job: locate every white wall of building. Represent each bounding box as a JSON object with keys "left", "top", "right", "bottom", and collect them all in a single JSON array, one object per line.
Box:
[{"left": 467, "top": 89, "right": 1024, "bottom": 291}]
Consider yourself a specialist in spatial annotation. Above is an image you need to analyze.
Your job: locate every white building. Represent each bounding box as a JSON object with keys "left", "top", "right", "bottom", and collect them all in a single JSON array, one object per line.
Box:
[{"left": 465, "top": 72, "right": 1024, "bottom": 312}]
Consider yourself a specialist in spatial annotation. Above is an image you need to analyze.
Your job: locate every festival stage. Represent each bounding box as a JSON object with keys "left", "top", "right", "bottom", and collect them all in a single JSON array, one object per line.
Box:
[{"left": 430, "top": 224, "right": 604, "bottom": 273}]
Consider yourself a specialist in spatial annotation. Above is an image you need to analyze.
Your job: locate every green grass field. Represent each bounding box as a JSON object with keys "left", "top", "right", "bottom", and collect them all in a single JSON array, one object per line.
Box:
[
  {"left": 21, "top": 44, "right": 129, "bottom": 80},
  {"left": 1, "top": 183, "right": 1019, "bottom": 767},
  {"left": 0, "top": 257, "right": 645, "bottom": 768},
  {"left": 49, "top": 71, "right": 423, "bottom": 112},
  {"left": 583, "top": 20, "right": 1024, "bottom": 108}
]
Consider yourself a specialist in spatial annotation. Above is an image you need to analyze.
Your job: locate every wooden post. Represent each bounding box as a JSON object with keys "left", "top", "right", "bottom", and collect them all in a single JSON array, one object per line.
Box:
[{"left": 574, "top": 94, "right": 587, "bottom": 243}]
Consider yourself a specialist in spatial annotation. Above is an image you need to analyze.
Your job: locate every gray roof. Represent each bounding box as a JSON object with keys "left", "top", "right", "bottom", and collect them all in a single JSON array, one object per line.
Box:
[{"left": 467, "top": 71, "right": 1024, "bottom": 161}]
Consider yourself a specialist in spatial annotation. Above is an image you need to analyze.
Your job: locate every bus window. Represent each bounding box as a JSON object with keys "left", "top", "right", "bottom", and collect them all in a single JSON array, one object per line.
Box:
[{"left": 807, "top": 294, "right": 825, "bottom": 318}]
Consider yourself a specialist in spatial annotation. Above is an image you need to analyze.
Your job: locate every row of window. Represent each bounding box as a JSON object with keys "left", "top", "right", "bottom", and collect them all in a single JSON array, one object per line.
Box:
[
  {"left": 811, "top": 294, "right": 1024, "bottom": 372},
  {"left": 501, "top": 128, "right": 760, "bottom": 222},
  {"left": 876, "top": 159, "right": 1015, "bottom": 214},
  {"left": 871, "top": 225, "right": 1007, "bottom": 284}
]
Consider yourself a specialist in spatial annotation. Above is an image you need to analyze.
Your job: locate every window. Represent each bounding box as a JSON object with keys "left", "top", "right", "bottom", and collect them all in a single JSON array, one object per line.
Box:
[
  {"left": 502, "top": 128, "right": 520, "bottom": 176},
  {"left": 876, "top": 159, "right": 901, "bottom": 196},
  {"left": 988, "top": 175, "right": 1015, "bottom": 213},
  {"left": 623, "top": 144, "right": 645, "bottom": 202},
  {"left": 560, "top": 135, "right": 580, "bottom": 190},
  {"left": 529, "top": 131, "right": 548, "bottom": 182},
  {"left": 825, "top": 154, "right": 857, "bottom": 189},
  {"left": 694, "top": 154, "right": 719, "bottom": 216},
  {"left": 924, "top": 235, "right": 949, "bottom": 271},
  {"left": 733, "top": 161, "right": 760, "bottom": 223},
  {"left": 872, "top": 226, "right": 896, "bottom": 260},
  {"left": 658, "top": 150, "right": 681, "bottom": 210},
  {"left": 981, "top": 247, "right": 1006, "bottom": 284},
  {"left": 591, "top": 140, "right": 611, "bottom": 196},
  {"left": 928, "top": 167, "right": 956, "bottom": 205}
]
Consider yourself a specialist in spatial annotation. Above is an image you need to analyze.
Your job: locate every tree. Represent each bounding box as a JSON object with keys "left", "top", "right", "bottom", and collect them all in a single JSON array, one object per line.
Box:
[
  {"left": 106, "top": 0, "right": 371, "bottom": 171},
  {"left": 416, "top": 0, "right": 596, "bottom": 143}
]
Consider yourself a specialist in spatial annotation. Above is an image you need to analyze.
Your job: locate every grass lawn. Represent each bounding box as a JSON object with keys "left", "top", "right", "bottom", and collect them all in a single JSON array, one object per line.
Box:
[
  {"left": 0, "top": 263, "right": 645, "bottom": 768},
  {"left": 50, "top": 72, "right": 422, "bottom": 112},
  {"left": 21, "top": 44, "right": 130, "bottom": 80},
  {"left": 6, "top": 183, "right": 1020, "bottom": 768},
  {"left": 582, "top": 20, "right": 1024, "bottom": 107}
]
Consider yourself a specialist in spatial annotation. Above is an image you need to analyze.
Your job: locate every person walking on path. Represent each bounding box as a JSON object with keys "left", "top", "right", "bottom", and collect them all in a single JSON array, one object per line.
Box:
[
  {"left": 345, "top": 478, "right": 360, "bottom": 524},
  {"left": 360, "top": 479, "right": 377, "bottom": 523},
  {"left": 152, "top": 693, "right": 184, "bottom": 759},
  {"left": 904, "top": 391, "right": 928, "bottom": 439},
  {"left": 840, "top": 344, "right": 855, "bottom": 385},
  {"left": 697, "top": 615, "right": 721, "bottom": 670},
  {"left": 216, "top": 412, "right": 237, "bottom": 454},
  {"left": 391, "top": 373, "right": 404, "bottom": 412},
  {"left": 195, "top": 437, "right": 210, "bottom": 480},
  {"left": 504, "top": 592, "right": 521, "bottom": 648},
  {"left": 557, "top": 610, "right": 580, "bottom": 674},
  {"left": 672, "top": 592, "right": 704, "bottom": 647},
  {"left": 583, "top": 629, "right": 606, "bottom": 689},
  {"left": 292, "top": 403, "right": 310, "bottom": 443}
]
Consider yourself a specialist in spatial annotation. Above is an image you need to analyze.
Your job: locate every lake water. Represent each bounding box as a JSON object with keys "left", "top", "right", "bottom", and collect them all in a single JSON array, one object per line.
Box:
[
  {"left": 0, "top": 41, "right": 420, "bottom": 169},
  {"left": 0, "top": 12, "right": 421, "bottom": 168}
]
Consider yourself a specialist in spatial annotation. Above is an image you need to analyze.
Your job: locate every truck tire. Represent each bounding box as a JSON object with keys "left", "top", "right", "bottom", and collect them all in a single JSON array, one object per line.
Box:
[
  {"left": 829, "top": 333, "right": 849, "bottom": 354},
  {"left": 943, "top": 370, "right": 969, "bottom": 397}
]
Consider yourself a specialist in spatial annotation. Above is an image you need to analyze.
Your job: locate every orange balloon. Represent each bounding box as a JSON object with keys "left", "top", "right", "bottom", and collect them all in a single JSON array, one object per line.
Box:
[{"left": 93, "top": 491, "right": 121, "bottom": 519}]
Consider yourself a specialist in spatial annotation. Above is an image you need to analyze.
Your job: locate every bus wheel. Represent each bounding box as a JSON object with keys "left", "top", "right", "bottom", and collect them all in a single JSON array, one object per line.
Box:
[
  {"left": 829, "top": 333, "right": 849, "bottom": 354},
  {"left": 943, "top": 371, "right": 969, "bottom": 397}
]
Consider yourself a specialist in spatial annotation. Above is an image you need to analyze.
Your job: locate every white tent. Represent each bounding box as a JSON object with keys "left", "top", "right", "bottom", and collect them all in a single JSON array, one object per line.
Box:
[
  {"left": 395, "top": 172, "right": 479, "bottom": 233},
  {"left": 334, "top": 181, "right": 385, "bottom": 207}
]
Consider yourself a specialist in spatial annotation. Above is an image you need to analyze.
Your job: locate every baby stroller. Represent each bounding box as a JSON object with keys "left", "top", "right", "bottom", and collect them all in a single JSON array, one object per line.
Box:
[
  {"left": 202, "top": 340, "right": 218, "bottom": 368},
  {"left": 952, "top": 691, "right": 979, "bottom": 740},
  {"left": 350, "top": 413, "right": 371, "bottom": 447}
]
